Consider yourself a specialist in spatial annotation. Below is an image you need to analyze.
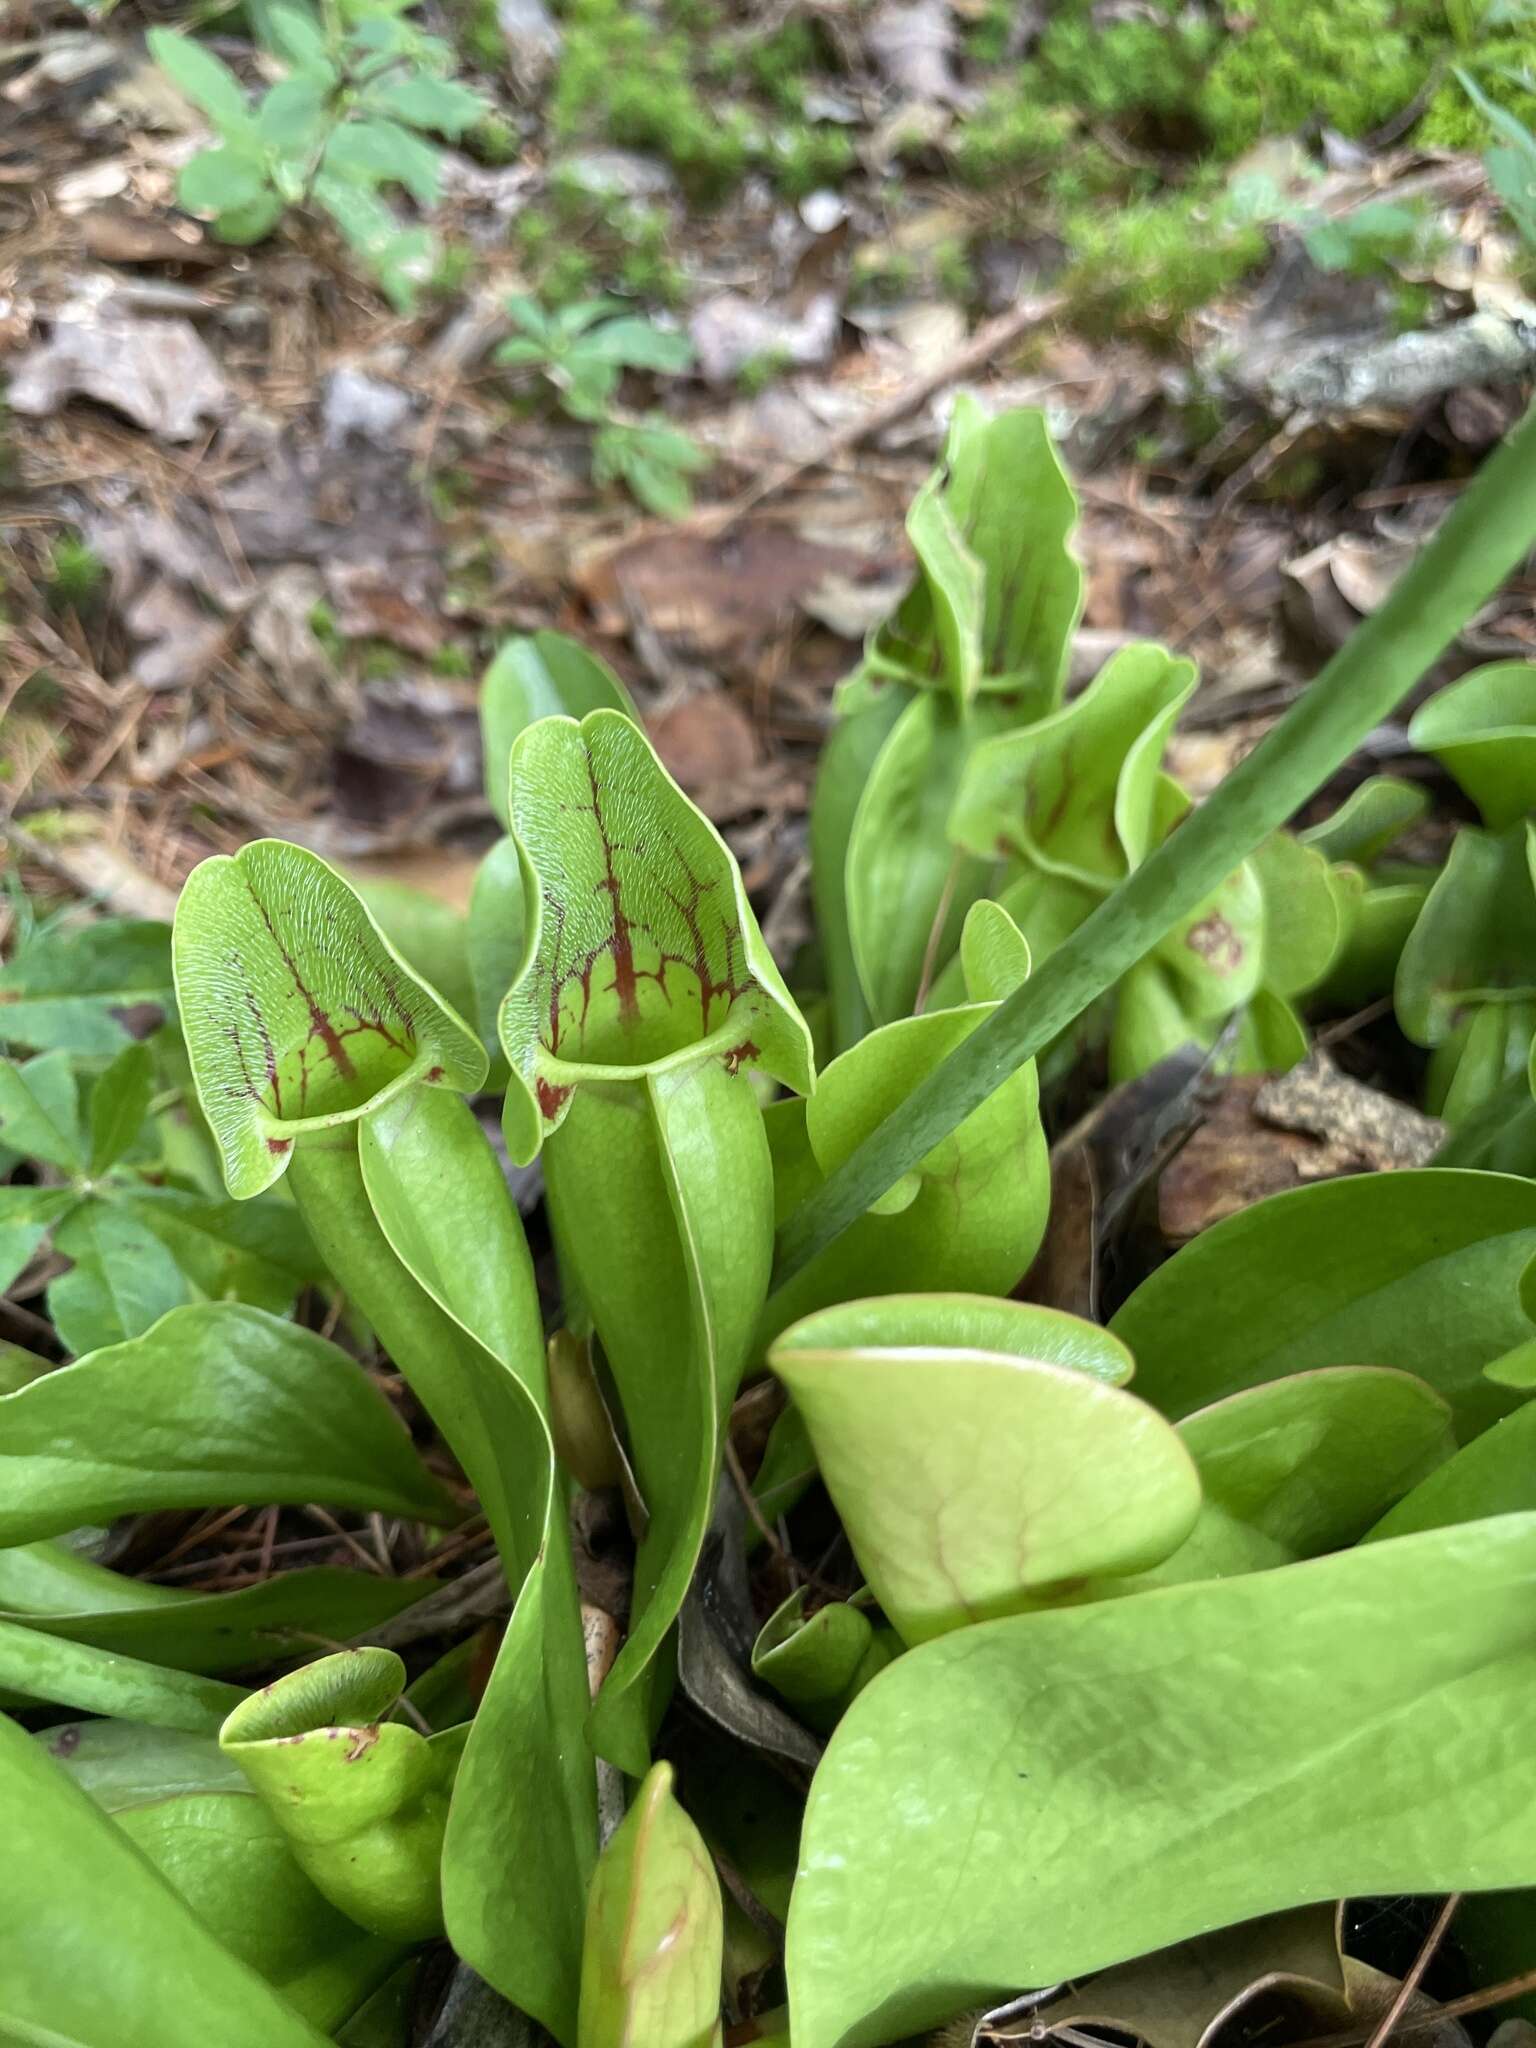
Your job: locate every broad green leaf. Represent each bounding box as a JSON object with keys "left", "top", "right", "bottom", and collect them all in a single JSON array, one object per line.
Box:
[
  {"left": 577, "top": 1762, "right": 724, "bottom": 2048},
  {"left": 50, "top": 1199, "right": 189, "bottom": 1353},
  {"left": 257, "top": 75, "right": 329, "bottom": 151},
  {"left": 0, "top": 1048, "right": 83, "bottom": 1168},
  {"left": 842, "top": 690, "right": 1000, "bottom": 1025},
  {"left": 315, "top": 1086, "right": 596, "bottom": 2042},
  {"left": 752, "top": 1589, "right": 898, "bottom": 1733},
  {"left": 617, "top": 443, "right": 696, "bottom": 521},
  {"left": 0, "top": 1183, "right": 75, "bottom": 1294},
  {"left": 497, "top": 710, "right": 811, "bottom": 1163},
  {"left": 1434, "top": 996, "right": 1536, "bottom": 1123},
  {"left": 172, "top": 837, "right": 485, "bottom": 1198},
  {"left": 787, "top": 1514, "right": 1536, "bottom": 2048},
  {"left": 87, "top": 1040, "right": 154, "bottom": 1172},
  {"left": 1396, "top": 824, "right": 1536, "bottom": 1058},
  {"left": 949, "top": 643, "right": 1193, "bottom": 894},
  {"left": 542, "top": 1058, "right": 773, "bottom": 1772},
  {"left": 770, "top": 1294, "right": 1194, "bottom": 1645},
  {"left": 1409, "top": 661, "right": 1536, "bottom": 829},
  {"left": 147, "top": 27, "right": 255, "bottom": 133},
  {"left": 0, "top": 1709, "right": 329, "bottom": 2048},
  {"left": 0, "top": 1544, "right": 434, "bottom": 1675},
  {"left": 480, "top": 631, "right": 637, "bottom": 830},
  {"left": 943, "top": 394, "right": 1082, "bottom": 702},
  {"left": 0, "top": 1615, "right": 245, "bottom": 1729},
  {"left": 1366, "top": 1400, "right": 1536, "bottom": 1540},
  {"left": 1315, "top": 871, "right": 1429, "bottom": 1010},
  {"left": 368, "top": 72, "right": 483, "bottom": 136},
  {"left": 178, "top": 143, "right": 273, "bottom": 218},
  {"left": 0, "top": 1338, "right": 49, "bottom": 1393},
  {"left": 47, "top": 1719, "right": 399, "bottom": 2028},
  {"left": 760, "top": 912, "right": 1047, "bottom": 1345},
  {"left": 214, "top": 188, "right": 288, "bottom": 245},
  {"left": 266, "top": 6, "right": 334, "bottom": 74},
  {"left": 324, "top": 117, "right": 441, "bottom": 204},
  {"left": 123, "top": 1182, "right": 322, "bottom": 1309},
  {"left": 221, "top": 1648, "right": 461, "bottom": 1942},
  {"left": 1109, "top": 1168, "right": 1536, "bottom": 1441},
  {"left": 1250, "top": 831, "right": 1345, "bottom": 998},
  {"left": 0, "top": 917, "right": 174, "bottom": 1054},
  {"left": 1109, "top": 841, "right": 1267, "bottom": 1083},
  {"left": 871, "top": 472, "right": 985, "bottom": 706},
  {"left": 0, "top": 1300, "right": 451, "bottom": 1545},
  {"left": 1301, "top": 774, "right": 1429, "bottom": 864},
  {"left": 746, "top": 1398, "right": 817, "bottom": 1552},
  {"left": 867, "top": 398, "right": 1081, "bottom": 716},
  {"left": 576, "top": 317, "right": 693, "bottom": 373},
  {"left": 1116, "top": 1366, "right": 1456, "bottom": 1590},
  {"left": 808, "top": 686, "right": 905, "bottom": 1052}
]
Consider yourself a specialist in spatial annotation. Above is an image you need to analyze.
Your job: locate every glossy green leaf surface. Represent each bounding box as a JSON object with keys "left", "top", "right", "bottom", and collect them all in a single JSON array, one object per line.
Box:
[
  {"left": 1409, "top": 660, "right": 1536, "bottom": 828},
  {"left": 1118, "top": 1367, "right": 1455, "bottom": 1590},
  {"left": 1109, "top": 1169, "right": 1536, "bottom": 1440},
  {"left": 752, "top": 1589, "right": 898, "bottom": 1733},
  {"left": 0, "top": 1617, "right": 246, "bottom": 1729},
  {"left": 173, "top": 837, "right": 485, "bottom": 1197},
  {"left": 0, "top": 1709, "right": 329, "bottom": 2048},
  {"left": 346, "top": 876, "right": 476, "bottom": 1029},
  {"left": 1396, "top": 824, "right": 1536, "bottom": 1053},
  {"left": 47, "top": 1718, "right": 399, "bottom": 2027},
  {"left": 0, "top": 916, "right": 174, "bottom": 1055},
  {"left": 498, "top": 708, "right": 811, "bottom": 1163},
  {"left": 808, "top": 687, "right": 905, "bottom": 1053},
  {"left": 50, "top": 1198, "right": 190, "bottom": 1354},
  {"left": 761, "top": 933, "right": 1048, "bottom": 1344},
  {"left": 301, "top": 1089, "right": 595, "bottom": 2042},
  {"left": 221, "top": 1648, "right": 459, "bottom": 1942},
  {"left": 0, "top": 1544, "right": 434, "bottom": 1675},
  {"left": 481, "top": 630, "right": 637, "bottom": 828},
  {"left": 771, "top": 1294, "right": 1194, "bottom": 1644},
  {"left": 577, "top": 1762, "right": 724, "bottom": 2048},
  {"left": 1300, "top": 774, "right": 1429, "bottom": 864},
  {"left": 0, "top": 1300, "right": 451, "bottom": 1545},
  {"left": 788, "top": 1514, "right": 1536, "bottom": 2048},
  {"left": 1366, "top": 1399, "right": 1536, "bottom": 1540}
]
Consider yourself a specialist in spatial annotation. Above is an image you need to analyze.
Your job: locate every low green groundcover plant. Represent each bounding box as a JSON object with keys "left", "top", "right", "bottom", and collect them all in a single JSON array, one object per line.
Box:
[{"left": 5, "top": 400, "right": 1536, "bottom": 2048}]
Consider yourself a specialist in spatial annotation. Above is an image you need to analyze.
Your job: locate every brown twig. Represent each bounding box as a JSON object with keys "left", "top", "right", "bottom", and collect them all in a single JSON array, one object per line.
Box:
[
  {"left": 1361, "top": 1894, "right": 1462, "bottom": 2048},
  {"left": 695, "top": 291, "right": 1066, "bottom": 538}
]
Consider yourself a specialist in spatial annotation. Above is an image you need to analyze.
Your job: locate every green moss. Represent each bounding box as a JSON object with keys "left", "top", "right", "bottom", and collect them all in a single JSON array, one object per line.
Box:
[
  {"left": 1062, "top": 190, "right": 1268, "bottom": 340},
  {"left": 849, "top": 248, "right": 919, "bottom": 303},
  {"left": 741, "top": 17, "right": 826, "bottom": 113},
  {"left": 446, "top": 0, "right": 506, "bottom": 72},
  {"left": 539, "top": 244, "right": 597, "bottom": 305},
  {"left": 45, "top": 533, "right": 107, "bottom": 612},
  {"left": 430, "top": 642, "right": 474, "bottom": 676},
  {"left": 736, "top": 346, "right": 792, "bottom": 396},
  {"left": 466, "top": 113, "right": 520, "bottom": 165},
  {"left": 1198, "top": 1, "right": 1440, "bottom": 156},
  {"left": 769, "top": 121, "right": 855, "bottom": 200},
  {"left": 1420, "top": 35, "right": 1536, "bottom": 147},
  {"left": 951, "top": 77, "right": 1073, "bottom": 186},
  {"left": 1038, "top": 5, "right": 1219, "bottom": 127},
  {"left": 933, "top": 236, "right": 975, "bottom": 306},
  {"left": 427, "top": 239, "right": 475, "bottom": 299}
]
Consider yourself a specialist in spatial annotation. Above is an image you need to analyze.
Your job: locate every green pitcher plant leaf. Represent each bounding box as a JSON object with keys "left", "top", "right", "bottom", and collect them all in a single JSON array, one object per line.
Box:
[
  {"left": 770, "top": 1294, "right": 1196, "bottom": 1645},
  {"left": 1112, "top": 1366, "right": 1456, "bottom": 1592},
  {"left": 497, "top": 708, "right": 811, "bottom": 1773},
  {"left": 1300, "top": 774, "right": 1429, "bottom": 865},
  {"left": 296, "top": 1088, "right": 596, "bottom": 2043},
  {"left": 172, "top": 836, "right": 485, "bottom": 1199},
  {"left": 45, "top": 1718, "right": 401, "bottom": 2029},
  {"left": 760, "top": 902, "right": 1047, "bottom": 1346},
  {"left": 0, "top": 1543, "right": 436, "bottom": 1676},
  {"left": 0, "top": 1708, "right": 331, "bottom": 2048},
  {"left": 220, "top": 1647, "right": 461, "bottom": 1943},
  {"left": 751, "top": 1588, "right": 899, "bottom": 1734},
  {"left": 0, "top": 1616, "right": 248, "bottom": 1729},
  {"left": 356, "top": 1085, "right": 596, "bottom": 2040},
  {"left": 1396, "top": 823, "right": 1536, "bottom": 1119},
  {"left": 481, "top": 629, "right": 638, "bottom": 829},
  {"left": 1408, "top": 660, "right": 1536, "bottom": 830},
  {"left": 1109, "top": 1168, "right": 1536, "bottom": 1441},
  {"left": 774, "top": 394, "right": 1536, "bottom": 1287},
  {"left": 576, "top": 1761, "right": 725, "bottom": 2048},
  {"left": 497, "top": 708, "right": 812, "bottom": 1160},
  {"left": 1365, "top": 1398, "right": 1536, "bottom": 1541},
  {"left": 787, "top": 1513, "right": 1536, "bottom": 2048},
  {"left": 346, "top": 874, "right": 477, "bottom": 1031},
  {"left": 0, "top": 1300, "right": 452, "bottom": 1546}
]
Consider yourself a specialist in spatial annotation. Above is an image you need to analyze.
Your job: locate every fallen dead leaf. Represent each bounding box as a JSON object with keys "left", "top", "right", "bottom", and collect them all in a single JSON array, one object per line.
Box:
[
  {"left": 8, "top": 309, "right": 230, "bottom": 441},
  {"left": 651, "top": 691, "right": 761, "bottom": 798}
]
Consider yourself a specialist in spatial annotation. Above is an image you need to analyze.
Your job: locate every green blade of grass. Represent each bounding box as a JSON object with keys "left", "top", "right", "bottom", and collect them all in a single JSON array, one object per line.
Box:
[{"left": 774, "top": 396, "right": 1536, "bottom": 1288}]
